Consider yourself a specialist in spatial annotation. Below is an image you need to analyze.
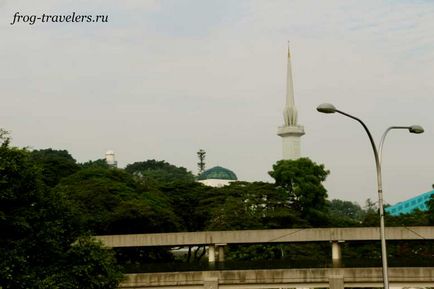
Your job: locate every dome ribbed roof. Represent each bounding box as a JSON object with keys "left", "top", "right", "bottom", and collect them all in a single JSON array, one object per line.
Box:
[{"left": 197, "top": 166, "right": 237, "bottom": 181}]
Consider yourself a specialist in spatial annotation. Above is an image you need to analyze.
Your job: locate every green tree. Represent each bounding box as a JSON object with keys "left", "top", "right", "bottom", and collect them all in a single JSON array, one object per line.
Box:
[
  {"left": 0, "top": 134, "right": 46, "bottom": 288},
  {"left": 386, "top": 209, "right": 429, "bottom": 226},
  {"left": 56, "top": 167, "right": 181, "bottom": 235},
  {"left": 328, "top": 199, "right": 365, "bottom": 226},
  {"left": 269, "top": 158, "right": 329, "bottom": 226},
  {"left": 45, "top": 237, "right": 123, "bottom": 289},
  {"left": 203, "top": 181, "right": 306, "bottom": 230},
  {"left": 361, "top": 198, "right": 379, "bottom": 226},
  {"left": 161, "top": 181, "right": 210, "bottom": 232},
  {"left": 80, "top": 158, "right": 111, "bottom": 169},
  {"left": 125, "top": 159, "right": 195, "bottom": 187},
  {"left": 30, "top": 148, "right": 79, "bottom": 187},
  {"left": 0, "top": 133, "right": 122, "bottom": 289},
  {"left": 200, "top": 181, "right": 320, "bottom": 262},
  {"left": 196, "top": 182, "right": 255, "bottom": 231}
]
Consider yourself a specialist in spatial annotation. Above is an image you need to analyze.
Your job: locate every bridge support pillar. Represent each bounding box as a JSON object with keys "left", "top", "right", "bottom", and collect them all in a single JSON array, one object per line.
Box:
[
  {"left": 329, "top": 274, "right": 344, "bottom": 289},
  {"left": 217, "top": 244, "right": 226, "bottom": 262},
  {"left": 208, "top": 245, "right": 216, "bottom": 263},
  {"left": 331, "top": 241, "right": 342, "bottom": 268}
]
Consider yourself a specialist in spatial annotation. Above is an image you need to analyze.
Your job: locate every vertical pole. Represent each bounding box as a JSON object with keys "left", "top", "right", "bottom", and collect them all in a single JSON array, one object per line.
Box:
[{"left": 335, "top": 109, "right": 389, "bottom": 289}]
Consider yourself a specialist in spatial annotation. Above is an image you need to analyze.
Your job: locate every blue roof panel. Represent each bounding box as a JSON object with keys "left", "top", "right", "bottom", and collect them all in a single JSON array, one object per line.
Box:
[{"left": 385, "top": 190, "right": 434, "bottom": 216}]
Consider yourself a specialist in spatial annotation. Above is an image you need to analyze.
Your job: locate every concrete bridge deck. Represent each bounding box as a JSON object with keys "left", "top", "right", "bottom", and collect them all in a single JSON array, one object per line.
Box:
[
  {"left": 97, "top": 226, "right": 434, "bottom": 247},
  {"left": 99, "top": 227, "right": 434, "bottom": 288},
  {"left": 97, "top": 226, "right": 434, "bottom": 266},
  {"left": 120, "top": 267, "right": 434, "bottom": 289}
]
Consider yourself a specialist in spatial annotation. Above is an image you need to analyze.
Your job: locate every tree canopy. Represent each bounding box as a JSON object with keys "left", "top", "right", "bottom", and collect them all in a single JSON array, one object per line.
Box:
[
  {"left": 56, "top": 167, "right": 181, "bottom": 235},
  {"left": 30, "top": 148, "right": 80, "bottom": 187},
  {"left": 125, "top": 159, "right": 195, "bottom": 187},
  {"left": 269, "top": 158, "right": 330, "bottom": 226},
  {"left": 327, "top": 199, "right": 365, "bottom": 227},
  {"left": 0, "top": 134, "right": 122, "bottom": 289}
]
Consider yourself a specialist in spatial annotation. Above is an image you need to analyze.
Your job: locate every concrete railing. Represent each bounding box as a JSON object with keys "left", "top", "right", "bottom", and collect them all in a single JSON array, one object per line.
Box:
[{"left": 120, "top": 267, "right": 434, "bottom": 289}]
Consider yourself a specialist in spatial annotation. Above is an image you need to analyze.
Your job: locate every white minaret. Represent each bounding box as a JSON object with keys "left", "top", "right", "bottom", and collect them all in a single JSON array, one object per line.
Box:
[
  {"left": 105, "top": 150, "right": 118, "bottom": 168},
  {"left": 277, "top": 44, "right": 305, "bottom": 160}
]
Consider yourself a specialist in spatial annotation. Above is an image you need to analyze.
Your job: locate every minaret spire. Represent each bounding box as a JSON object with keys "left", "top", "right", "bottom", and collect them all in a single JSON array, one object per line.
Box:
[
  {"left": 283, "top": 43, "right": 298, "bottom": 126},
  {"left": 277, "top": 43, "right": 305, "bottom": 160}
]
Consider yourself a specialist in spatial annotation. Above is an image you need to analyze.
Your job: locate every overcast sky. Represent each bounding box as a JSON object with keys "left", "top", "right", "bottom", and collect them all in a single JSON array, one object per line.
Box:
[{"left": 1, "top": 0, "right": 433, "bottom": 205}]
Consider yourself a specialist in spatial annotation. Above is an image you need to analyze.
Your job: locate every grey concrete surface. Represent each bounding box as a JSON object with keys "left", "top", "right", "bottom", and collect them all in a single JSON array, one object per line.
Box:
[
  {"left": 96, "top": 226, "right": 434, "bottom": 248},
  {"left": 119, "top": 267, "right": 434, "bottom": 289}
]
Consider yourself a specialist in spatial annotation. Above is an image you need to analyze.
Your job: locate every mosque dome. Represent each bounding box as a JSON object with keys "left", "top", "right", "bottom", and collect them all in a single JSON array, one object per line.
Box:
[{"left": 197, "top": 166, "right": 238, "bottom": 181}]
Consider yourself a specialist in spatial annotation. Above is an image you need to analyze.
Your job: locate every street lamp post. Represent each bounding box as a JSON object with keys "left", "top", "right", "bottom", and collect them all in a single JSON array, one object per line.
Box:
[{"left": 316, "top": 103, "right": 424, "bottom": 289}]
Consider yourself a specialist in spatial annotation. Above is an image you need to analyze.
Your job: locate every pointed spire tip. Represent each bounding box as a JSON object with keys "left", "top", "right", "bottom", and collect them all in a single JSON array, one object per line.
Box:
[{"left": 287, "top": 41, "right": 291, "bottom": 58}]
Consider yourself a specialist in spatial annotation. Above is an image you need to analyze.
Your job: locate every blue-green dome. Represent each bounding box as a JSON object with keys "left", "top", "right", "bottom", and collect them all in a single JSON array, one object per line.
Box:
[{"left": 197, "top": 166, "right": 237, "bottom": 181}]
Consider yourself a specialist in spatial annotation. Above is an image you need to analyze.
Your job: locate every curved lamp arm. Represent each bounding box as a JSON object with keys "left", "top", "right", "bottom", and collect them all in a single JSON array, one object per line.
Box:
[
  {"left": 379, "top": 126, "right": 424, "bottom": 165},
  {"left": 335, "top": 109, "right": 381, "bottom": 173}
]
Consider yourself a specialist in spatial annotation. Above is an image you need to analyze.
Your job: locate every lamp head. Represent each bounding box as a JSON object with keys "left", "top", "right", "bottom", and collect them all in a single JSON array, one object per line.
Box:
[
  {"left": 317, "top": 103, "right": 336, "bottom": 114},
  {"left": 409, "top": 125, "right": 424, "bottom": 134}
]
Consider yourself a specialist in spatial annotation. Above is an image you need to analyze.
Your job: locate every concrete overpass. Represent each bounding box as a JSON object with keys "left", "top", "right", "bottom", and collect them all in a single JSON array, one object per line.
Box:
[
  {"left": 96, "top": 226, "right": 434, "bottom": 265},
  {"left": 97, "top": 227, "right": 434, "bottom": 247},
  {"left": 95, "top": 227, "right": 434, "bottom": 288},
  {"left": 120, "top": 268, "right": 434, "bottom": 289}
]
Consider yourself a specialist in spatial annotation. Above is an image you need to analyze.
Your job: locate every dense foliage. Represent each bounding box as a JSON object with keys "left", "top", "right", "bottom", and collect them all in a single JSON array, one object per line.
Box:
[
  {"left": 30, "top": 149, "right": 79, "bottom": 187},
  {"left": 56, "top": 168, "right": 180, "bottom": 235},
  {"left": 125, "top": 159, "right": 195, "bottom": 187},
  {"left": 1, "top": 128, "right": 433, "bottom": 284},
  {"left": 269, "top": 158, "right": 330, "bottom": 226},
  {"left": 0, "top": 133, "right": 122, "bottom": 289}
]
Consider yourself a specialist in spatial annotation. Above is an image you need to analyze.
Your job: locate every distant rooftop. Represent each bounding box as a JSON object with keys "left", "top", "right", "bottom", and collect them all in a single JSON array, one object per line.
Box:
[
  {"left": 197, "top": 166, "right": 237, "bottom": 181},
  {"left": 385, "top": 190, "right": 433, "bottom": 216}
]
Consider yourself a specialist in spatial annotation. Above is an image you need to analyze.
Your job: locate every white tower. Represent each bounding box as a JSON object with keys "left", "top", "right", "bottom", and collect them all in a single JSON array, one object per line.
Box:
[
  {"left": 277, "top": 45, "right": 305, "bottom": 160},
  {"left": 105, "top": 150, "right": 118, "bottom": 168}
]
